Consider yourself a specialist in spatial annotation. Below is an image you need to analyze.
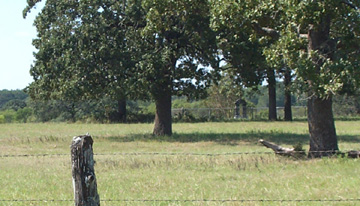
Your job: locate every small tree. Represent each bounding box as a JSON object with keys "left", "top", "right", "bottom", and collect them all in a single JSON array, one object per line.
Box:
[
  {"left": 211, "top": 0, "right": 281, "bottom": 121},
  {"left": 16, "top": 108, "right": 33, "bottom": 123},
  {"left": 1, "top": 110, "right": 16, "bottom": 123},
  {"left": 0, "top": 115, "right": 5, "bottom": 124}
]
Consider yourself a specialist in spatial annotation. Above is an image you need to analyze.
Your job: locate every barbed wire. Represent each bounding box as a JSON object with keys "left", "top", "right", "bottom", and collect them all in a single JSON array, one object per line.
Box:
[
  {"left": 102, "top": 198, "right": 360, "bottom": 203},
  {"left": 94, "top": 151, "right": 275, "bottom": 156},
  {"left": 0, "top": 150, "right": 355, "bottom": 158},
  {"left": 103, "top": 199, "right": 360, "bottom": 202},
  {"left": 1, "top": 198, "right": 360, "bottom": 203},
  {"left": 0, "top": 199, "right": 73, "bottom": 202},
  {"left": 0, "top": 153, "right": 69, "bottom": 158}
]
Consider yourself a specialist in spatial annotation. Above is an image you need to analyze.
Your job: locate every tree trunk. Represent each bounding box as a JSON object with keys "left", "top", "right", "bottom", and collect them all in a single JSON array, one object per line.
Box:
[
  {"left": 152, "top": 56, "right": 175, "bottom": 136},
  {"left": 306, "top": 14, "right": 338, "bottom": 157},
  {"left": 307, "top": 96, "right": 338, "bottom": 157},
  {"left": 242, "top": 101, "right": 248, "bottom": 119},
  {"left": 284, "top": 68, "right": 292, "bottom": 121},
  {"left": 267, "top": 69, "right": 277, "bottom": 121},
  {"left": 153, "top": 87, "right": 172, "bottom": 136},
  {"left": 117, "top": 99, "right": 126, "bottom": 123},
  {"left": 71, "top": 134, "right": 100, "bottom": 206},
  {"left": 354, "top": 99, "right": 360, "bottom": 114},
  {"left": 70, "top": 103, "right": 76, "bottom": 123}
]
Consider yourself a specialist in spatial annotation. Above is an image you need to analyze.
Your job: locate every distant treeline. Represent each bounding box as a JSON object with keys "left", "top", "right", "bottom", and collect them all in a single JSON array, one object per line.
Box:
[{"left": 0, "top": 87, "right": 359, "bottom": 123}]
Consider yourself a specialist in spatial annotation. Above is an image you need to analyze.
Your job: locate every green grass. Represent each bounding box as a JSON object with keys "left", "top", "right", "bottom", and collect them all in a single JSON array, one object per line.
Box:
[{"left": 0, "top": 121, "right": 360, "bottom": 205}]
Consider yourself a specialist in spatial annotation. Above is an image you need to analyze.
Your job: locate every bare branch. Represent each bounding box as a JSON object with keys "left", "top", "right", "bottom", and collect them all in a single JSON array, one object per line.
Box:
[
  {"left": 299, "top": 34, "right": 308, "bottom": 39},
  {"left": 259, "top": 139, "right": 306, "bottom": 158},
  {"left": 251, "top": 22, "right": 280, "bottom": 40}
]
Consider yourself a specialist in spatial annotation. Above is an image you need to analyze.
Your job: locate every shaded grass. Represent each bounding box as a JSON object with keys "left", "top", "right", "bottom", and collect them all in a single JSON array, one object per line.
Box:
[
  {"left": 0, "top": 121, "right": 359, "bottom": 156},
  {"left": 106, "top": 131, "right": 310, "bottom": 144}
]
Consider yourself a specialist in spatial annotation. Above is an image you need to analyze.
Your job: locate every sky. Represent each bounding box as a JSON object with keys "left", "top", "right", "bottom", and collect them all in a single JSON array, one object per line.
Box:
[{"left": 0, "top": 1, "right": 44, "bottom": 90}]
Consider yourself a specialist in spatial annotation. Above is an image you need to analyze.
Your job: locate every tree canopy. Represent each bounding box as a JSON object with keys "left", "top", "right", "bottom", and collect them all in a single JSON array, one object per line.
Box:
[
  {"left": 261, "top": 0, "right": 360, "bottom": 97},
  {"left": 24, "top": 0, "right": 219, "bottom": 135},
  {"left": 24, "top": 0, "right": 140, "bottom": 102},
  {"left": 24, "top": 0, "right": 360, "bottom": 155},
  {"left": 211, "top": 0, "right": 360, "bottom": 156}
]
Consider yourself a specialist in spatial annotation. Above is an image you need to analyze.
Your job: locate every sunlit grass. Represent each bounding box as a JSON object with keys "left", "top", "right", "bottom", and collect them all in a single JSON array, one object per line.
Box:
[{"left": 0, "top": 121, "right": 359, "bottom": 205}]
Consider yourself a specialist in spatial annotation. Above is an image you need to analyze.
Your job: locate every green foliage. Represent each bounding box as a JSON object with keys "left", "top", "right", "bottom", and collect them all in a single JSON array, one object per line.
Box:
[
  {"left": 333, "top": 92, "right": 360, "bottom": 116},
  {"left": 172, "top": 110, "right": 197, "bottom": 122},
  {"left": 0, "top": 88, "right": 358, "bottom": 123},
  {"left": 0, "top": 110, "right": 16, "bottom": 123},
  {"left": 15, "top": 108, "right": 33, "bottom": 123},
  {"left": 205, "top": 73, "right": 244, "bottom": 109},
  {"left": 260, "top": 0, "right": 360, "bottom": 97},
  {"left": 211, "top": 0, "right": 267, "bottom": 87},
  {"left": 19, "top": 0, "right": 360, "bottom": 127},
  {"left": 0, "top": 89, "right": 28, "bottom": 109},
  {"left": 293, "top": 142, "right": 304, "bottom": 152},
  {"left": 254, "top": 109, "right": 269, "bottom": 120},
  {"left": 25, "top": 0, "right": 219, "bottom": 101},
  {"left": 212, "top": 0, "right": 360, "bottom": 98},
  {"left": 172, "top": 97, "right": 206, "bottom": 109},
  {"left": 135, "top": 0, "right": 219, "bottom": 100},
  {"left": 252, "top": 83, "right": 303, "bottom": 108},
  {"left": 0, "top": 115, "right": 4, "bottom": 124},
  {"left": 25, "top": 0, "right": 221, "bottom": 135},
  {"left": 25, "top": 0, "right": 141, "bottom": 101},
  {"left": 2, "top": 99, "right": 27, "bottom": 111}
]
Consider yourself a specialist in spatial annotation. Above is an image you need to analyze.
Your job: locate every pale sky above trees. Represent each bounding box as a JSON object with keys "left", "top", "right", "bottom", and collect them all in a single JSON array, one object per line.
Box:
[{"left": 0, "top": 1, "right": 44, "bottom": 90}]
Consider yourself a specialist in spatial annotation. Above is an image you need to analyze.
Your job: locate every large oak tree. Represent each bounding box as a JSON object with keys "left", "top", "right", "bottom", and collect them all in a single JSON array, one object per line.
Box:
[
  {"left": 134, "top": 0, "right": 218, "bottom": 135},
  {"left": 212, "top": 0, "right": 360, "bottom": 157},
  {"left": 24, "top": 0, "right": 142, "bottom": 122},
  {"left": 265, "top": 0, "right": 360, "bottom": 157},
  {"left": 24, "top": 0, "right": 218, "bottom": 136}
]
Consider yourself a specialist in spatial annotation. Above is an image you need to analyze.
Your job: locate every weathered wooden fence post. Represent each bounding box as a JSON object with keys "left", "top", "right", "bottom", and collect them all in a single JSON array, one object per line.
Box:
[{"left": 71, "top": 134, "right": 100, "bottom": 206}]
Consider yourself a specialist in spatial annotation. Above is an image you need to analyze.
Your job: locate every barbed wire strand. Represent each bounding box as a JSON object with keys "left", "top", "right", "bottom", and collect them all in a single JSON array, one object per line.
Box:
[
  {"left": 95, "top": 152, "right": 276, "bottom": 156},
  {"left": 1, "top": 198, "right": 360, "bottom": 202},
  {"left": 0, "top": 150, "right": 353, "bottom": 158},
  {"left": 101, "top": 198, "right": 360, "bottom": 202},
  {"left": 0, "top": 199, "right": 73, "bottom": 202},
  {"left": 0, "top": 153, "right": 69, "bottom": 158}
]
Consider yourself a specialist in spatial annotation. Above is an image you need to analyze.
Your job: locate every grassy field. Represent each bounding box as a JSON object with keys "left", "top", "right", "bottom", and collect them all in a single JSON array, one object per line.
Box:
[{"left": 0, "top": 121, "right": 359, "bottom": 205}]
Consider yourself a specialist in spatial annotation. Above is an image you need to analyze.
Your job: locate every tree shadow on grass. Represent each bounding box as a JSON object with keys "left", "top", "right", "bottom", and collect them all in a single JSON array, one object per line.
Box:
[
  {"left": 338, "top": 135, "right": 360, "bottom": 144},
  {"left": 103, "top": 131, "right": 360, "bottom": 146},
  {"left": 105, "top": 132, "right": 308, "bottom": 145}
]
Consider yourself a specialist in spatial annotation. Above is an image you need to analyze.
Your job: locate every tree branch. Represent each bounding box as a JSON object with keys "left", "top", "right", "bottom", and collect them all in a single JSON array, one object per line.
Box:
[
  {"left": 252, "top": 22, "right": 308, "bottom": 40},
  {"left": 341, "top": 0, "right": 358, "bottom": 10},
  {"left": 299, "top": 34, "right": 308, "bottom": 39},
  {"left": 23, "top": 0, "right": 43, "bottom": 18},
  {"left": 259, "top": 139, "right": 306, "bottom": 158},
  {"left": 251, "top": 22, "right": 280, "bottom": 40}
]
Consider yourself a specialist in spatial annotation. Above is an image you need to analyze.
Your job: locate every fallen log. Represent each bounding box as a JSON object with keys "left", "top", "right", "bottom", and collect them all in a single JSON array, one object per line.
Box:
[
  {"left": 347, "top": 150, "right": 360, "bottom": 158},
  {"left": 259, "top": 139, "right": 306, "bottom": 158},
  {"left": 259, "top": 139, "right": 360, "bottom": 158}
]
